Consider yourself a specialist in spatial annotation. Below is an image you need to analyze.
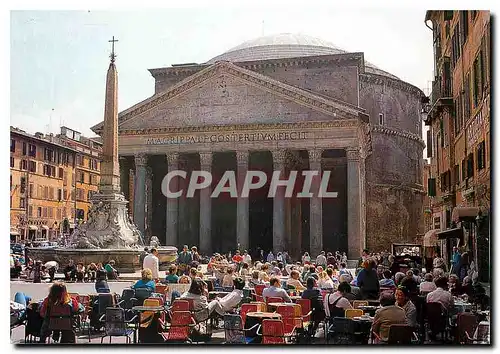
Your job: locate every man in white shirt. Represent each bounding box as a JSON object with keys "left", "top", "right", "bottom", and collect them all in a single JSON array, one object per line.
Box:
[
  {"left": 426, "top": 276, "right": 454, "bottom": 312},
  {"left": 143, "top": 248, "right": 159, "bottom": 281},
  {"left": 210, "top": 277, "right": 245, "bottom": 315},
  {"left": 242, "top": 250, "right": 252, "bottom": 265}
]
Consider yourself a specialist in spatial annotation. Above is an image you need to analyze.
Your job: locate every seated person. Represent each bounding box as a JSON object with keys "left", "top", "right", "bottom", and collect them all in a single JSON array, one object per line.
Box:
[
  {"left": 339, "top": 274, "right": 361, "bottom": 301},
  {"left": 240, "top": 262, "right": 250, "bottom": 277},
  {"left": 133, "top": 268, "right": 156, "bottom": 292},
  {"left": 379, "top": 270, "right": 396, "bottom": 288},
  {"left": 395, "top": 286, "right": 417, "bottom": 328},
  {"left": 372, "top": 292, "right": 406, "bottom": 343},
  {"left": 86, "top": 263, "right": 98, "bottom": 283},
  {"left": 39, "top": 281, "right": 84, "bottom": 343},
  {"left": 180, "top": 279, "right": 215, "bottom": 315},
  {"left": 419, "top": 273, "right": 437, "bottom": 294},
  {"left": 448, "top": 274, "right": 463, "bottom": 297},
  {"left": 318, "top": 271, "right": 335, "bottom": 289},
  {"left": 11, "top": 292, "right": 32, "bottom": 327},
  {"left": 262, "top": 277, "right": 292, "bottom": 302},
  {"left": 248, "top": 270, "right": 261, "bottom": 288},
  {"left": 324, "top": 282, "right": 353, "bottom": 318},
  {"left": 75, "top": 263, "right": 86, "bottom": 283},
  {"left": 209, "top": 277, "right": 245, "bottom": 316},
  {"left": 222, "top": 268, "right": 235, "bottom": 288},
  {"left": 179, "top": 275, "right": 191, "bottom": 284},
  {"left": 301, "top": 277, "right": 325, "bottom": 333},
  {"left": 165, "top": 265, "right": 179, "bottom": 284},
  {"left": 63, "top": 260, "right": 77, "bottom": 281},
  {"left": 104, "top": 260, "right": 119, "bottom": 280},
  {"left": 95, "top": 270, "right": 111, "bottom": 293},
  {"left": 287, "top": 270, "right": 306, "bottom": 291},
  {"left": 426, "top": 276, "right": 454, "bottom": 313},
  {"left": 401, "top": 270, "right": 419, "bottom": 296},
  {"left": 259, "top": 264, "right": 270, "bottom": 282}
]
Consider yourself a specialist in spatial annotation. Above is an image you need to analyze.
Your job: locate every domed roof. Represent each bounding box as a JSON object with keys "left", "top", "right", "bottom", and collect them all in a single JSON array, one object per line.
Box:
[{"left": 206, "top": 33, "right": 399, "bottom": 80}]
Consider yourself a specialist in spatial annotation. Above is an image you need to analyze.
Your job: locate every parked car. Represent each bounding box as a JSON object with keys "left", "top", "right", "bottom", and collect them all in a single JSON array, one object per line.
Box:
[{"left": 10, "top": 243, "right": 24, "bottom": 255}]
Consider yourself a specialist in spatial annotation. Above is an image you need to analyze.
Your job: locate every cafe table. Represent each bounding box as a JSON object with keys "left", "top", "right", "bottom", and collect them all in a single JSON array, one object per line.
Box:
[
  {"left": 244, "top": 312, "right": 282, "bottom": 344},
  {"left": 266, "top": 302, "right": 290, "bottom": 312}
]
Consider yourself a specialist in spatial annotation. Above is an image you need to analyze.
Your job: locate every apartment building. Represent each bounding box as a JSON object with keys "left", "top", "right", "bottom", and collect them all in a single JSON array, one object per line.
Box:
[{"left": 423, "top": 10, "right": 490, "bottom": 278}]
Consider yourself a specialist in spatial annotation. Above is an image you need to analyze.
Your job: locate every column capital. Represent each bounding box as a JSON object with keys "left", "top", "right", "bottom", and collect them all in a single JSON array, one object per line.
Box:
[
  {"left": 134, "top": 153, "right": 148, "bottom": 167},
  {"left": 199, "top": 151, "right": 213, "bottom": 168},
  {"left": 346, "top": 147, "right": 361, "bottom": 161},
  {"left": 166, "top": 152, "right": 179, "bottom": 165},
  {"left": 308, "top": 149, "right": 323, "bottom": 164},
  {"left": 236, "top": 150, "right": 249, "bottom": 166}
]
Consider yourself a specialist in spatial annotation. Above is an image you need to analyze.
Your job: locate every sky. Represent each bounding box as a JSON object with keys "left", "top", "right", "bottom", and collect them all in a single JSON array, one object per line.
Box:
[{"left": 10, "top": 8, "right": 435, "bottom": 137}]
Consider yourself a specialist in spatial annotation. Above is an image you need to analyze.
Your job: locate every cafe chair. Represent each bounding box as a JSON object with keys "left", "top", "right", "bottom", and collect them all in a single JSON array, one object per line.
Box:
[
  {"left": 254, "top": 284, "right": 266, "bottom": 296},
  {"left": 258, "top": 319, "right": 286, "bottom": 344},
  {"left": 132, "top": 288, "right": 153, "bottom": 306},
  {"left": 385, "top": 324, "right": 418, "bottom": 344},
  {"left": 250, "top": 301, "right": 267, "bottom": 312},
  {"left": 352, "top": 300, "right": 369, "bottom": 309},
  {"left": 240, "top": 304, "right": 259, "bottom": 326},
  {"left": 100, "top": 307, "right": 137, "bottom": 344},
  {"left": 161, "top": 311, "right": 195, "bottom": 343},
  {"left": 266, "top": 296, "right": 285, "bottom": 304},
  {"left": 155, "top": 284, "right": 167, "bottom": 296},
  {"left": 140, "top": 298, "right": 163, "bottom": 329},
  {"left": 171, "top": 300, "right": 190, "bottom": 312},
  {"left": 255, "top": 295, "right": 264, "bottom": 302},
  {"left": 425, "top": 302, "right": 449, "bottom": 343},
  {"left": 325, "top": 317, "right": 356, "bottom": 344},
  {"left": 223, "top": 314, "right": 260, "bottom": 344},
  {"left": 456, "top": 313, "right": 479, "bottom": 344},
  {"left": 46, "top": 304, "right": 75, "bottom": 343},
  {"left": 276, "top": 304, "right": 301, "bottom": 342},
  {"left": 345, "top": 309, "right": 364, "bottom": 319}
]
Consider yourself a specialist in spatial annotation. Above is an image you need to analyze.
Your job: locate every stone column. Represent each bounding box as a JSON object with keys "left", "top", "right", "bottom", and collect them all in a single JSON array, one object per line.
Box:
[
  {"left": 272, "top": 150, "right": 286, "bottom": 253},
  {"left": 309, "top": 149, "right": 323, "bottom": 258},
  {"left": 177, "top": 157, "right": 188, "bottom": 246},
  {"left": 166, "top": 152, "right": 179, "bottom": 247},
  {"left": 236, "top": 151, "right": 249, "bottom": 252},
  {"left": 134, "top": 153, "right": 147, "bottom": 236},
  {"left": 145, "top": 166, "right": 153, "bottom": 242},
  {"left": 199, "top": 152, "right": 212, "bottom": 255},
  {"left": 346, "top": 147, "right": 361, "bottom": 259}
]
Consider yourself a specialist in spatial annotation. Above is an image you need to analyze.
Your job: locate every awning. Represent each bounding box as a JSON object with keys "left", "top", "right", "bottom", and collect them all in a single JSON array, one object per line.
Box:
[
  {"left": 437, "top": 227, "right": 464, "bottom": 240},
  {"left": 423, "top": 229, "right": 440, "bottom": 247},
  {"left": 10, "top": 230, "right": 20, "bottom": 236},
  {"left": 28, "top": 225, "right": 38, "bottom": 231},
  {"left": 452, "top": 207, "right": 479, "bottom": 222},
  {"left": 41, "top": 225, "right": 50, "bottom": 230}
]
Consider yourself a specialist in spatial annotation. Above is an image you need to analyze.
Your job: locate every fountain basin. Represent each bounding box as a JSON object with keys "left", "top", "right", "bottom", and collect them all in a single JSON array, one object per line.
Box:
[{"left": 26, "top": 246, "right": 178, "bottom": 273}]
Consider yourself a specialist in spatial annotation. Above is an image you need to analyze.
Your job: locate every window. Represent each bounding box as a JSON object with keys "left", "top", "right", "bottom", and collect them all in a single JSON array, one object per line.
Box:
[
  {"left": 464, "top": 72, "right": 471, "bottom": 120},
  {"left": 454, "top": 164, "right": 460, "bottom": 185},
  {"left": 460, "top": 11, "right": 469, "bottom": 48},
  {"left": 63, "top": 189, "right": 68, "bottom": 200},
  {"left": 467, "top": 153, "right": 474, "bottom": 178},
  {"left": 72, "top": 172, "right": 76, "bottom": 187},
  {"left": 76, "top": 155, "right": 83, "bottom": 166},
  {"left": 79, "top": 172, "right": 85, "bottom": 183},
  {"left": 477, "top": 141, "right": 486, "bottom": 170},
  {"left": 20, "top": 176, "right": 26, "bottom": 194},
  {"left": 29, "top": 161, "right": 36, "bottom": 172},
  {"left": 440, "top": 119, "right": 445, "bottom": 147},
  {"left": 48, "top": 207, "right": 53, "bottom": 218},
  {"left": 57, "top": 208, "right": 62, "bottom": 220},
  {"left": 22, "top": 142, "right": 27, "bottom": 156},
  {"left": 37, "top": 207, "right": 42, "bottom": 218},
  {"left": 20, "top": 197, "right": 25, "bottom": 209},
  {"left": 10, "top": 175, "right": 12, "bottom": 190},
  {"left": 58, "top": 167, "right": 64, "bottom": 179},
  {"left": 20, "top": 159, "right": 27, "bottom": 170},
  {"left": 29, "top": 205, "right": 33, "bottom": 217},
  {"left": 10, "top": 156, "right": 14, "bottom": 168},
  {"left": 28, "top": 144, "right": 36, "bottom": 158},
  {"left": 58, "top": 189, "right": 62, "bottom": 201},
  {"left": 10, "top": 139, "right": 15, "bottom": 152},
  {"left": 379, "top": 113, "right": 384, "bottom": 125},
  {"left": 88, "top": 190, "right": 94, "bottom": 200},
  {"left": 451, "top": 25, "right": 461, "bottom": 69},
  {"left": 49, "top": 187, "right": 54, "bottom": 200},
  {"left": 76, "top": 209, "right": 85, "bottom": 220},
  {"left": 473, "top": 54, "right": 482, "bottom": 108},
  {"left": 43, "top": 207, "right": 48, "bottom": 218},
  {"left": 29, "top": 183, "right": 34, "bottom": 198}
]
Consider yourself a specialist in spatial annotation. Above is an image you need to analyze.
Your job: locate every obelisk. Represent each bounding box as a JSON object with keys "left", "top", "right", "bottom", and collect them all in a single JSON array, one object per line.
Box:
[{"left": 69, "top": 37, "right": 142, "bottom": 249}]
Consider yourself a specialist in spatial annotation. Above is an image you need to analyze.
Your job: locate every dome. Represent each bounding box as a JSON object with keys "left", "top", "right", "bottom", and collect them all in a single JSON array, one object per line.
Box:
[{"left": 206, "top": 33, "right": 399, "bottom": 80}]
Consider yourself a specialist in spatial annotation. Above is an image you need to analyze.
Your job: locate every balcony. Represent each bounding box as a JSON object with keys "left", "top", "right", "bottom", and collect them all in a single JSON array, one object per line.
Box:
[{"left": 425, "top": 75, "right": 453, "bottom": 123}]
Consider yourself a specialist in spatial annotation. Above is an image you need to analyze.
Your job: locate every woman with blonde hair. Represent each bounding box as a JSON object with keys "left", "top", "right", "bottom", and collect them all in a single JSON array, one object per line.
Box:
[
  {"left": 259, "top": 264, "right": 270, "bottom": 282},
  {"left": 132, "top": 268, "right": 156, "bottom": 291},
  {"left": 317, "top": 271, "right": 334, "bottom": 289}
]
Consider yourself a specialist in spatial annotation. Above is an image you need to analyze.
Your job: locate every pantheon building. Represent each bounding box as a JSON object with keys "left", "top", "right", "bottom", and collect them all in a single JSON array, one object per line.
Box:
[{"left": 92, "top": 34, "right": 426, "bottom": 259}]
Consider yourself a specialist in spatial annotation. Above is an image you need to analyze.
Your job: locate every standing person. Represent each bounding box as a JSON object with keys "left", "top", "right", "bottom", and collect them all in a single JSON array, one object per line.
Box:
[
  {"left": 95, "top": 270, "right": 110, "bottom": 293},
  {"left": 326, "top": 252, "right": 336, "bottom": 267},
  {"left": 450, "top": 246, "right": 461, "bottom": 275},
  {"left": 242, "top": 250, "right": 252, "bottom": 265},
  {"left": 316, "top": 251, "right": 327, "bottom": 268},
  {"left": 357, "top": 260, "right": 380, "bottom": 300},
  {"left": 266, "top": 251, "right": 275, "bottom": 263},
  {"left": 178, "top": 245, "right": 193, "bottom": 274},
  {"left": 191, "top": 246, "right": 201, "bottom": 264},
  {"left": 302, "top": 252, "right": 311, "bottom": 264},
  {"left": 341, "top": 252, "right": 348, "bottom": 264},
  {"left": 143, "top": 248, "right": 159, "bottom": 281},
  {"left": 259, "top": 249, "right": 265, "bottom": 262},
  {"left": 358, "top": 249, "right": 369, "bottom": 268},
  {"left": 139, "top": 247, "right": 149, "bottom": 270}
]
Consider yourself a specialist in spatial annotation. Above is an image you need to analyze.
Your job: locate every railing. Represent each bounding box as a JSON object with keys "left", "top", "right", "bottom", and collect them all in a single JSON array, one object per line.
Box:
[{"left": 430, "top": 76, "right": 452, "bottom": 106}]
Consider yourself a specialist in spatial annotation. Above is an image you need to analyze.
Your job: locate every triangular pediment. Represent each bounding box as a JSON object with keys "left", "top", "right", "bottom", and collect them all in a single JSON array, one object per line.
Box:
[{"left": 92, "top": 61, "right": 364, "bottom": 133}]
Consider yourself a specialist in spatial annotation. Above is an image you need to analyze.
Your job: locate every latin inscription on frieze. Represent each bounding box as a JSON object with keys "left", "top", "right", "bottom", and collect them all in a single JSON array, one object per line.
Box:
[{"left": 145, "top": 131, "right": 307, "bottom": 145}]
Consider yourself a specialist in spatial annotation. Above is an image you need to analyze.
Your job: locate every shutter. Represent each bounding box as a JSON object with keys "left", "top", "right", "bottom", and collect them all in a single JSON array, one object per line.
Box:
[
  {"left": 428, "top": 178, "right": 436, "bottom": 197},
  {"left": 426, "top": 130, "right": 433, "bottom": 157}
]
